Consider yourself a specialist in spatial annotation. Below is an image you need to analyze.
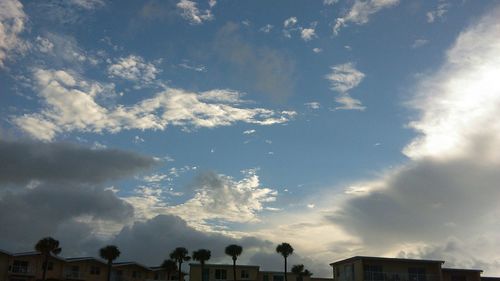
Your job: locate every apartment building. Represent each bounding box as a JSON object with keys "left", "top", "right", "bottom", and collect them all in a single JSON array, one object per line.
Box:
[
  {"left": 111, "top": 262, "right": 153, "bottom": 281},
  {"left": 0, "top": 250, "right": 10, "bottom": 281},
  {"left": 65, "top": 258, "right": 108, "bottom": 281},
  {"left": 442, "top": 269, "right": 482, "bottom": 281},
  {"left": 329, "top": 256, "right": 444, "bottom": 281},
  {"left": 260, "top": 271, "right": 312, "bottom": 281},
  {"left": 189, "top": 264, "right": 260, "bottom": 281}
]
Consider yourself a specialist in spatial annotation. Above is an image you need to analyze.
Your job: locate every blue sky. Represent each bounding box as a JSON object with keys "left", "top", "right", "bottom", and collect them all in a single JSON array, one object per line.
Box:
[{"left": 2, "top": 0, "right": 500, "bottom": 278}]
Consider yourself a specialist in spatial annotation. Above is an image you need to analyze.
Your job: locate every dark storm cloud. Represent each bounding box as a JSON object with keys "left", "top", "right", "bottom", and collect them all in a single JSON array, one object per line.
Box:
[
  {"left": 0, "top": 139, "right": 156, "bottom": 185},
  {"left": 112, "top": 214, "right": 273, "bottom": 265},
  {"left": 212, "top": 22, "right": 296, "bottom": 102},
  {"left": 326, "top": 156, "right": 500, "bottom": 247}
]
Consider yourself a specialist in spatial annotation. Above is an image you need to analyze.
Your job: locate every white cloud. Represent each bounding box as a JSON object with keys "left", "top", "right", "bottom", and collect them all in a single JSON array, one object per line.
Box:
[
  {"left": 0, "top": 0, "right": 27, "bottom": 67},
  {"left": 243, "top": 129, "right": 256, "bottom": 135},
  {"left": 13, "top": 69, "right": 296, "bottom": 141},
  {"left": 304, "top": 102, "right": 320, "bottom": 110},
  {"left": 325, "top": 62, "right": 365, "bottom": 93},
  {"left": 333, "top": 0, "right": 399, "bottom": 35},
  {"left": 177, "top": 0, "right": 213, "bottom": 25},
  {"left": 312, "top": 48, "right": 322, "bottom": 53},
  {"left": 323, "top": 0, "right": 339, "bottom": 5},
  {"left": 108, "top": 55, "right": 160, "bottom": 85},
  {"left": 300, "top": 28, "right": 316, "bottom": 41},
  {"left": 179, "top": 61, "right": 207, "bottom": 72},
  {"left": 334, "top": 94, "right": 365, "bottom": 111},
  {"left": 427, "top": 1, "right": 450, "bottom": 23},
  {"left": 208, "top": 0, "right": 216, "bottom": 8},
  {"left": 259, "top": 24, "right": 273, "bottom": 33},
  {"left": 35, "top": 36, "right": 54, "bottom": 53},
  {"left": 283, "top": 16, "right": 298, "bottom": 28},
  {"left": 412, "top": 38, "right": 429, "bottom": 49},
  {"left": 70, "top": 0, "right": 105, "bottom": 10}
]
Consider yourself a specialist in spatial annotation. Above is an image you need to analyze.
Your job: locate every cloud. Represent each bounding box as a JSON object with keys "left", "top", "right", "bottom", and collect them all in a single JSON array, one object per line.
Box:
[
  {"left": 0, "top": 0, "right": 27, "bottom": 67},
  {"left": 312, "top": 48, "right": 322, "bottom": 53},
  {"left": 243, "top": 129, "right": 256, "bottom": 135},
  {"left": 176, "top": 0, "right": 213, "bottom": 25},
  {"left": 427, "top": 1, "right": 450, "bottom": 23},
  {"left": 325, "top": 6, "right": 500, "bottom": 275},
  {"left": 108, "top": 55, "right": 160, "bottom": 85},
  {"left": 283, "top": 17, "right": 298, "bottom": 28},
  {"left": 178, "top": 61, "right": 207, "bottom": 72},
  {"left": 304, "top": 102, "right": 320, "bottom": 110},
  {"left": 325, "top": 62, "right": 366, "bottom": 110},
  {"left": 212, "top": 22, "right": 296, "bottom": 101},
  {"left": 32, "top": 0, "right": 106, "bottom": 24},
  {"left": 260, "top": 24, "right": 273, "bottom": 33},
  {"left": 0, "top": 139, "right": 156, "bottom": 185},
  {"left": 333, "top": 0, "right": 399, "bottom": 35},
  {"left": 13, "top": 68, "right": 296, "bottom": 141},
  {"left": 300, "top": 28, "right": 316, "bottom": 41},
  {"left": 69, "top": 0, "right": 105, "bottom": 10},
  {"left": 411, "top": 38, "right": 429, "bottom": 49},
  {"left": 323, "top": 0, "right": 339, "bottom": 5}
]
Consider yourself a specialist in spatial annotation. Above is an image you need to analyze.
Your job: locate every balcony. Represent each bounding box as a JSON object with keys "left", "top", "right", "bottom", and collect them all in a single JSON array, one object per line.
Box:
[
  {"left": 362, "top": 271, "right": 440, "bottom": 281},
  {"left": 9, "top": 266, "right": 35, "bottom": 275}
]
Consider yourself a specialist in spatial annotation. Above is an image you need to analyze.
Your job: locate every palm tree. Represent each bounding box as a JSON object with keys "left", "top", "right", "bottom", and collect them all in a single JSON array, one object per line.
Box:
[
  {"left": 192, "top": 249, "right": 211, "bottom": 281},
  {"left": 169, "top": 247, "right": 190, "bottom": 281},
  {"left": 225, "top": 244, "right": 243, "bottom": 281},
  {"left": 35, "top": 237, "right": 62, "bottom": 281},
  {"left": 99, "top": 245, "right": 121, "bottom": 281},
  {"left": 291, "top": 264, "right": 313, "bottom": 281},
  {"left": 161, "top": 259, "right": 178, "bottom": 281},
  {"left": 276, "top": 243, "right": 294, "bottom": 281}
]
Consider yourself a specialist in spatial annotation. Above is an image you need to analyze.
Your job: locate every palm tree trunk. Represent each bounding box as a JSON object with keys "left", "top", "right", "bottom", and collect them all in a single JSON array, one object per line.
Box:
[
  {"left": 42, "top": 254, "right": 48, "bottom": 281},
  {"left": 233, "top": 258, "right": 237, "bottom": 281},
  {"left": 178, "top": 262, "right": 182, "bottom": 281},
  {"left": 107, "top": 261, "right": 112, "bottom": 281},
  {"left": 201, "top": 263, "right": 205, "bottom": 281},
  {"left": 284, "top": 257, "right": 287, "bottom": 281}
]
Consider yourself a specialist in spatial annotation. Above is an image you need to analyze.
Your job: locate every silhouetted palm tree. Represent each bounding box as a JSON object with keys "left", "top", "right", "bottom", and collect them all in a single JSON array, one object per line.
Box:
[
  {"left": 161, "top": 259, "right": 178, "bottom": 281},
  {"left": 276, "top": 243, "right": 294, "bottom": 281},
  {"left": 99, "top": 245, "right": 121, "bottom": 281},
  {"left": 192, "top": 249, "right": 211, "bottom": 281},
  {"left": 292, "top": 264, "right": 313, "bottom": 281},
  {"left": 225, "top": 245, "right": 243, "bottom": 281},
  {"left": 170, "top": 247, "right": 190, "bottom": 281},
  {"left": 35, "top": 237, "right": 62, "bottom": 281}
]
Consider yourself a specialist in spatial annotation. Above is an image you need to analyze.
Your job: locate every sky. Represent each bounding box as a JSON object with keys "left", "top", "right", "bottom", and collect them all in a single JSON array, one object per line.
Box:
[{"left": 1, "top": 0, "right": 500, "bottom": 278}]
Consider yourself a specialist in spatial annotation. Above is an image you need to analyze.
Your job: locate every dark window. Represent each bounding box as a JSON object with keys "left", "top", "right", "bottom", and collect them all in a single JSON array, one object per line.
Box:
[
  {"left": 12, "top": 261, "right": 29, "bottom": 273},
  {"left": 451, "top": 275, "right": 466, "bottom": 281},
  {"left": 364, "top": 265, "right": 384, "bottom": 281},
  {"left": 408, "top": 268, "right": 426, "bottom": 281},
  {"left": 273, "top": 275, "right": 285, "bottom": 281},
  {"left": 90, "top": 266, "right": 100, "bottom": 275},
  {"left": 264, "top": 274, "right": 269, "bottom": 281},
  {"left": 215, "top": 269, "right": 227, "bottom": 280},
  {"left": 202, "top": 268, "right": 210, "bottom": 281},
  {"left": 241, "top": 270, "right": 250, "bottom": 279},
  {"left": 132, "top": 271, "right": 142, "bottom": 278},
  {"left": 345, "top": 265, "right": 355, "bottom": 281}
]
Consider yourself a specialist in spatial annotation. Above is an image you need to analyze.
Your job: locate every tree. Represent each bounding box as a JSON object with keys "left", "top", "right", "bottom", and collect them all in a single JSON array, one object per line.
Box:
[
  {"left": 276, "top": 243, "right": 294, "bottom": 281},
  {"left": 161, "top": 259, "right": 178, "bottom": 281},
  {"left": 192, "top": 249, "right": 211, "bottom": 281},
  {"left": 292, "top": 264, "right": 313, "bottom": 281},
  {"left": 99, "top": 245, "right": 121, "bottom": 281},
  {"left": 35, "top": 237, "right": 62, "bottom": 281},
  {"left": 170, "top": 247, "right": 190, "bottom": 281},
  {"left": 225, "top": 245, "right": 243, "bottom": 281}
]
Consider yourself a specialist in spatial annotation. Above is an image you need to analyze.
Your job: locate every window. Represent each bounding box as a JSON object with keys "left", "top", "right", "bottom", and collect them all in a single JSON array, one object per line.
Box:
[
  {"left": 241, "top": 270, "right": 250, "bottom": 279},
  {"left": 90, "top": 266, "right": 101, "bottom": 275},
  {"left": 132, "top": 271, "right": 142, "bottom": 278},
  {"left": 263, "top": 274, "right": 269, "bottom": 281},
  {"left": 202, "top": 268, "right": 210, "bottom": 281},
  {"left": 344, "top": 265, "right": 355, "bottom": 281},
  {"left": 67, "top": 265, "right": 80, "bottom": 279},
  {"left": 451, "top": 275, "right": 466, "bottom": 281},
  {"left": 273, "top": 275, "right": 284, "bottom": 281},
  {"left": 215, "top": 269, "right": 227, "bottom": 280},
  {"left": 408, "top": 268, "right": 426, "bottom": 281},
  {"left": 42, "top": 262, "right": 54, "bottom": 271},
  {"left": 12, "top": 261, "right": 29, "bottom": 273},
  {"left": 364, "top": 265, "right": 384, "bottom": 281}
]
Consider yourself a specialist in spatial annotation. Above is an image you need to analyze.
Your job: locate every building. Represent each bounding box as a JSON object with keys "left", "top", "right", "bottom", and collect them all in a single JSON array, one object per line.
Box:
[
  {"left": 189, "top": 264, "right": 260, "bottom": 281},
  {"left": 260, "top": 271, "right": 312, "bottom": 281},
  {"left": 7, "top": 251, "right": 67, "bottom": 281},
  {"left": 111, "top": 262, "right": 153, "bottom": 281},
  {"left": 65, "top": 258, "right": 108, "bottom": 281},
  {"left": 442, "top": 269, "right": 482, "bottom": 281},
  {"left": 329, "top": 256, "right": 444, "bottom": 281},
  {"left": 0, "top": 250, "right": 11, "bottom": 281}
]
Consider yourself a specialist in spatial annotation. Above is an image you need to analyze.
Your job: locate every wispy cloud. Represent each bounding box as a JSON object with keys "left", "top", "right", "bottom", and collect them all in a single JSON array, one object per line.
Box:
[
  {"left": 427, "top": 1, "right": 451, "bottom": 23},
  {"left": 300, "top": 28, "right": 317, "bottom": 41},
  {"left": 108, "top": 55, "right": 160, "bottom": 86},
  {"left": 0, "top": 0, "right": 27, "bottom": 67},
  {"left": 333, "top": 0, "right": 399, "bottom": 35},
  {"left": 412, "top": 38, "right": 429, "bottom": 49},
  {"left": 13, "top": 69, "right": 296, "bottom": 141},
  {"left": 177, "top": 0, "right": 214, "bottom": 25},
  {"left": 259, "top": 24, "right": 274, "bottom": 33},
  {"left": 325, "top": 62, "right": 366, "bottom": 110}
]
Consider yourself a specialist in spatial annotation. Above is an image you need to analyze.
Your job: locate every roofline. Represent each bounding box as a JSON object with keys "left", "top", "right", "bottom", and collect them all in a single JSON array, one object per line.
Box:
[
  {"left": 330, "top": 256, "right": 445, "bottom": 266},
  {"left": 0, "top": 249, "right": 12, "bottom": 256},
  {"left": 113, "top": 262, "right": 152, "bottom": 270},
  {"left": 66, "top": 257, "right": 107, "bottom": 265},
  {"left": 13, "top": 252, "right": 66, "bottom": 261},
  {"left": 189, "top": 263, "right": 260, "bottom": 269},
  {"left": 442, "top": 268, "right": 483, "bottom": 273}
]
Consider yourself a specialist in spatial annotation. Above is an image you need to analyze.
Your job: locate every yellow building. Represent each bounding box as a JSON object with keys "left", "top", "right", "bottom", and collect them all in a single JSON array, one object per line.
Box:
[
  {"left": 65, "top": 258, "right": 108, "bottom": 281},
  {"left": 259, "top": 271, "right": 312, "bottom": 281},
  {"left": 189, "top": 264, "right": 260, "bottom": 281},
  {"left": 329, "top": 256, "right": 444, "bottom": 281},
  {"left": 7, "top": 251, "right": 67, "bottom": 281},
  {"left": 111, "top": 262, "right": 153, "bottom": 281}
]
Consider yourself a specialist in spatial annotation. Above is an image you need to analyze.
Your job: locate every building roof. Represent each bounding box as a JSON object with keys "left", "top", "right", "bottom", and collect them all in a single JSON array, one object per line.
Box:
[
  {"left": 442, "top": 268, "right": 483, "bottom": 273},
  {"left": 190, "top": 263, "right": 260, "bottom": 269},
  {"left": 12, "top": 251, "right": 66, "bottom": 261},
  {"left": 113, "top": 262, "right": 152, "bottom": 271},
  {"left": 330, "top": 256, "right": 445, "bottom": 266},
  {"left": 66, "top": 257, "right": 107, "bottom": 265},
  {"left": 0, "top": 249, "right": 12, "bottom": 256}
]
